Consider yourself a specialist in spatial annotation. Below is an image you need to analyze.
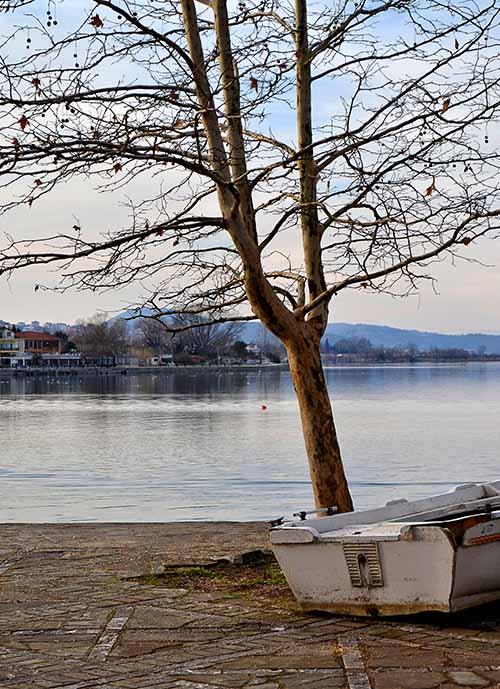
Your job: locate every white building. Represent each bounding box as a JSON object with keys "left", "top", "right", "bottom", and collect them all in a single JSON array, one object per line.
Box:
[{"left": 0, "top": 326, "right": 19, "bottom": 367}]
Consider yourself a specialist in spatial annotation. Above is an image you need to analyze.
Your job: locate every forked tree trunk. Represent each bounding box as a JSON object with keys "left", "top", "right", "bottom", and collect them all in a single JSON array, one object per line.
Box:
[
  {"left": 286, "top": 334, "right": 354, "bottom": 514},
  {"left": 181, "top": 0, "right": 354, "bottom": 513}
]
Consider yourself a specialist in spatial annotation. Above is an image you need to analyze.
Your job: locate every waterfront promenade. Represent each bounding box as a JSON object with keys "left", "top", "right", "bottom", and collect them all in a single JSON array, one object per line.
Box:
[
  {"left": 0, "top": 364, "right": 288, "bottom": 378},
  {"left": 1, "top": 523, "right": 500, "bottom": 688}
]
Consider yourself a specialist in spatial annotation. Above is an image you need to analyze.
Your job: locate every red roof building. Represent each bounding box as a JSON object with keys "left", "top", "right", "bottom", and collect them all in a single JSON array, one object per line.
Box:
[{"left": 15, "top": 331, "right": 61, "bottom": 355}]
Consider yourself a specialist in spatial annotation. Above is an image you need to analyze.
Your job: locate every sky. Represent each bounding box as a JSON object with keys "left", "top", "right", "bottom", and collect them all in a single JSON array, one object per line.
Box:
[
  {"left": 2, "top": 230, "right": 500, "bottom": 334},
  {"left": 1, "top": 0, "right": 500, "bottom": 335},
  {"left": 1, "top": 162, "right": 499, "bottom": 334}
]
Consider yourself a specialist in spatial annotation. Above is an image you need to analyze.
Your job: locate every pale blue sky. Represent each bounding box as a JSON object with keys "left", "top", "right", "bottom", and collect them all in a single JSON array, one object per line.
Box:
[{"left": 1, "top": 0, "right": 500, "bottom": 334}]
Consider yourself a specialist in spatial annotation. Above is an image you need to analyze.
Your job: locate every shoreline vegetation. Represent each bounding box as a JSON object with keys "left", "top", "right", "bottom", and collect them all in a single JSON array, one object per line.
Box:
[
  {"left": 3, "top": 319, "right": 500, "bottom": 373},
  {"left": 320, "top": 336, "right": 500, "bottom": 364},
  {"left": 1, "top": 356, "right": 500, "bottom": 378},
  {"left": 2, "top": 335, "right": 500, "bottom": 379}
]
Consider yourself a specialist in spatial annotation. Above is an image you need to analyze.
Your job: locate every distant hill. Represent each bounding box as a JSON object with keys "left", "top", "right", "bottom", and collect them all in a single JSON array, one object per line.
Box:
[
  {"left": 237, "top": 321, "right": 500, "bottom": 355},
  {"left": 111, "top": 311, "right": 500, "bottom": 354},
  {"left": 322, "top": 323, "right": 500, "bottom": 354}
]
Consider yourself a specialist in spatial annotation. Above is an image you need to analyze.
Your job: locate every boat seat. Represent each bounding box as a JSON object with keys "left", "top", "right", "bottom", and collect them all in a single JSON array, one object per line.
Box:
[
  {"left": 286, "top": 482, "right": 498, "bottom": 534},
  {"left": 418, "top": 512, "right": 494, "bottom": 546}
]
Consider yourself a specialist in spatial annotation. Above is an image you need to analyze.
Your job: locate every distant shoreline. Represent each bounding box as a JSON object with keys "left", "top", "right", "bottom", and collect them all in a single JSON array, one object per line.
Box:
[
  {"left": 1, "top": 359, "right": 500, "bottom": 379},
  {"left": 0, "top": 363, "right": 289, "bottom": 377},
  {"left": 322, "top": 356, "right": 500, "bottom": 366}
]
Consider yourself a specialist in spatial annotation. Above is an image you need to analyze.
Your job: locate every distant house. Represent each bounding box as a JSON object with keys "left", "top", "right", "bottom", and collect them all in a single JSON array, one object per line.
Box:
[
  {"left": 15, "top": 331, "right": 62, "bottom": 355},
  {"left": 148, "top": 354, "right": 174, "bottom": 366},
  {"left": 246, "top": 344, "right": 261, "bottom": 358},
  {"left": 40, "top": 353, "right": 82, "bottom": 368},
  {"left": 0, "top": 326, "right": 19, "bottom": 367},
  {"left": 174, "top": 353, "right": 208, "bottom": 366},
  {"left": 114, "top": 355, "right": 141, "bottom": 367}
]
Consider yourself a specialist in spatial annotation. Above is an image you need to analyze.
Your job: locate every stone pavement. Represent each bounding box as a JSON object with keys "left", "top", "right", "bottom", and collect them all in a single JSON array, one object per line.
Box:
[{"left": 1, "top": 523, "right": 500, "bottom": 689}]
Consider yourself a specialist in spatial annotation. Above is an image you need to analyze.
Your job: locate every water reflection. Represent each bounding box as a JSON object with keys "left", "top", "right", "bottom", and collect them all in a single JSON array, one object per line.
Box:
[
  {"left": 0, "top": 363, "right": 499, "bottom": 522},
  {"left": 0, "top": 368, "right": 285, "bottom": 397}
]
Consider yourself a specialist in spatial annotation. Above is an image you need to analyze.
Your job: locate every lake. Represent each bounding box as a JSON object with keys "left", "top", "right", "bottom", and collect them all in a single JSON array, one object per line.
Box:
[{"left": 0, "top": 363, "right": 499, "bottom": 522}]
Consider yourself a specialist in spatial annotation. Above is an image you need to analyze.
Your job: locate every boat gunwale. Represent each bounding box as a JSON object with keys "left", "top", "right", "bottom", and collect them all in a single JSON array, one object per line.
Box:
[{"left": 270, "top": 481, "right": 500, "bottom": 538}]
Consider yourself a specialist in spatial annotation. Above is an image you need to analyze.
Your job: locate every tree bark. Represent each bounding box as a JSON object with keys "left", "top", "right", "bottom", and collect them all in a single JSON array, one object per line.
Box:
[
  {"left": 181, "top": 0, "right": 354, "bottom": 514},
  {"left": 286, "top": 332, "right": 353, "bottom": 514},
  {"left": 295, "top": 0, "right": 329, "bottom": 328}
]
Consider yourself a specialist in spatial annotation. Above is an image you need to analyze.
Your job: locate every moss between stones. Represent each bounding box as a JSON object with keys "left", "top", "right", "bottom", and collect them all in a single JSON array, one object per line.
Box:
[{"left": 140, "top": 551, "right": 293, "bottom": 603}]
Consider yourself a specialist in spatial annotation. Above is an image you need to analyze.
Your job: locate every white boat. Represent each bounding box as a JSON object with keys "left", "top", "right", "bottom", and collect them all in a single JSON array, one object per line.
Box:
[{"left": 270, "top": 481, "right": 500, "bottom": 616}]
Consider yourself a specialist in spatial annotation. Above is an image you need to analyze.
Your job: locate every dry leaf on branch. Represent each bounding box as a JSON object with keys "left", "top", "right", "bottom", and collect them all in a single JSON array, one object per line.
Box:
[
  {"left": 425, "top": 176, "right": 436, "bottom": 196},
  {"left": 442, "top": 98, "right": 450, "bottom": 113},
  {"left": 89, "top": 14, "right": 103, "bottom": 28},
  {"left": 113, "top": 162, "right": 122, "bottom": 174},
  {"left": 19, "top": 114, "right": 28, "bottom": 130},
  {"left": 250, "top": 76, "right": 258, "bottom": 91}
]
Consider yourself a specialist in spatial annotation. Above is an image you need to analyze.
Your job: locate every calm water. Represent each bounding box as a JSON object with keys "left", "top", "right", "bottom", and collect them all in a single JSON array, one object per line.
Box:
[{"left": 0, "top": 363, "right": 499, "bottom": 522}]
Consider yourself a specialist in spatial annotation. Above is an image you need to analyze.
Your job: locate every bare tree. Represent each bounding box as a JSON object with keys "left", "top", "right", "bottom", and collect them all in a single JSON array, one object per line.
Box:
[
  {"left": 170, "top": 313, "right": 243, "bottom": 357},
  {"left": 135, "top": 313, "right": 241, "bottom": 357},
  {"left": 135, "top": 317, "right": 173, "bottom": 357},
  {"left": 71, "top": 313, "right": 129, "bottom": 357},
  {"left": 2, "top": 0, "right": 500, "bottom": 511}
]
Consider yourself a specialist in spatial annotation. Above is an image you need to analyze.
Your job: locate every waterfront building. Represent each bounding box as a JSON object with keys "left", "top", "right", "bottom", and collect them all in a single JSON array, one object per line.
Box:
[
  {"left": 0, "top": 326, "right": 19, "bottom": 367},
  {"left": 41, "top": 353, "right": 82, "bottom": 367},
  {"left": 15, "top": 331, "right": 62, "bottom": 356}
]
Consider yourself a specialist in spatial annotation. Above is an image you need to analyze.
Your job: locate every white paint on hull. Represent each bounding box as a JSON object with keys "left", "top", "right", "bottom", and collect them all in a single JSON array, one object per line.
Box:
[{"left": 271, "top": 480, "right": 500, "bottom": 616}]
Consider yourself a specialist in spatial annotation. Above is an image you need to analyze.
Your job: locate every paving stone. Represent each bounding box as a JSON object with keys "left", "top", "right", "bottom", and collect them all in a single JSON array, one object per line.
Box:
[
  {"left": 280, "top": 673, "right": 346, "bottom": 689},
  {"left": 437, "top": 686, "right": 488, "bottom": 689},
  {"left": 363, "top": 641, "right": 448, "bottom": 669},
  {"left": 482, "top": 669, "right": 500, "bottom": 681},
  {"left": 173, "top": 673, "right": 251, "bottom": 688},
  {"left": 370, "top": 669, "right": 445, "bottom": 689},
  {"left": 3, "top": 523, "right": 500, "bottom": 689},
  {"left": 216, "top": 654, "right": 343, "bottom": 670},
  {"left": 447, "top": 670, "right": 490, "bottom": 686}
]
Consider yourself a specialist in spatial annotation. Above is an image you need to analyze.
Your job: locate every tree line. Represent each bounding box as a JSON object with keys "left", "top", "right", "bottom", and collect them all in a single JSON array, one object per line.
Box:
[
  {"left": 321, "top": 337, "right": 497, "bottom": 362},
  {"left": 49, "top": 320, "right": 499, "bottom": 363},
  {"left": 64, "top": 313, "right": 282, "bottom": 363}
]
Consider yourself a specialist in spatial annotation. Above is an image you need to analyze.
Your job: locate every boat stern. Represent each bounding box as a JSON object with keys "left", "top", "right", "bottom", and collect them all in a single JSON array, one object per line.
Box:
[{"left": 271, "top": 523, "right": 456, "bottom": 616}]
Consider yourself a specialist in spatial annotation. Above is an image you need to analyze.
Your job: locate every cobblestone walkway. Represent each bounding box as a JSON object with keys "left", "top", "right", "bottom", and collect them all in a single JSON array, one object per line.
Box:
[{"left": 1, "top": 523, "right": 500, "bottom": 689}]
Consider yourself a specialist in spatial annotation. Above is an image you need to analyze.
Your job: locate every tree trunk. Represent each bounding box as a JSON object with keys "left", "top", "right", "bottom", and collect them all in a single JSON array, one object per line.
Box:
[{"left": 287, "top": 334, "right": 354, "bottom": 514}]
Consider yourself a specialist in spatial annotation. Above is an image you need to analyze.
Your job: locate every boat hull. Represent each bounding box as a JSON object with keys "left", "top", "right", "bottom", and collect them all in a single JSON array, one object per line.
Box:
[
  {"left": 270, "top": 481, "right": 500, "bottom": 616},
  {"left": 273, "top": 528, "right": 456, "bottom": 616}
]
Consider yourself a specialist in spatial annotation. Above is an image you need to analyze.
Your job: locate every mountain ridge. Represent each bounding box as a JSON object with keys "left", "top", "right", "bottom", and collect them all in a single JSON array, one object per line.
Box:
[
  {"left": 238, "top": 321, "right": 500, "bottom": 354},
  {"left": 111, "top": 312, "right": 500, "bottom": 353}
]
